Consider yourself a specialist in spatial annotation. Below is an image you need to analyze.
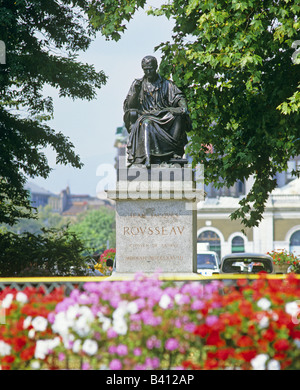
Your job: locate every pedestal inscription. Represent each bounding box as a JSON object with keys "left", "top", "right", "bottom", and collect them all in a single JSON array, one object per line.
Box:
[
  {"left": 114, "top": 198, "right": 196, "bottom": 274},
  {"left": 107, "top": 165, "right": 203, "bottom": 275}
]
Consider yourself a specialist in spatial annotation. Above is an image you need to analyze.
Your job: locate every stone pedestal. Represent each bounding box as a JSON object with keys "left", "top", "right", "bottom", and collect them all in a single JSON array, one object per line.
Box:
[{"left": 107, "top": 165, "right": 204, "bottom": 275}]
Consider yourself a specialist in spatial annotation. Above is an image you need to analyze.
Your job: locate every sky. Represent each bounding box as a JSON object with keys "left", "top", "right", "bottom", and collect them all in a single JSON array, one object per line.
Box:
[{"left": 30, "top": 0, "right": 174, "bottom": 197}]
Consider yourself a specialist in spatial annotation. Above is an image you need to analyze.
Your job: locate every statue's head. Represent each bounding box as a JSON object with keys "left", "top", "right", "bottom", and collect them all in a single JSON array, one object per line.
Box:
[
  {"left": 141, "top": 56, "right": 158, "bottom": 82},
  {"left": 141, "top": 55, "right": 158, "bottom": 70}
]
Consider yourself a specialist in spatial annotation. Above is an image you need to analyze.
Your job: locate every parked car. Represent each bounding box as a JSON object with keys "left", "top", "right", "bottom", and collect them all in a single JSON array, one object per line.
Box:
[
  {"left": 197, "top": 251, "right": 220, "bottom": 276},
  {"left": 220, "top": 253, "right": 274, "bottom": 274}
]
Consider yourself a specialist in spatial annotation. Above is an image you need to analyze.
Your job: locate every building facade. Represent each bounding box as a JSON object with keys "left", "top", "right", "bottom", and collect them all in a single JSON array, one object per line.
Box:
[
  {"left": 26, "top": 182, "right": 114, "bottom": 218},
  {"left": 197, "top": 178, "right": 300, "bottom": 259}
]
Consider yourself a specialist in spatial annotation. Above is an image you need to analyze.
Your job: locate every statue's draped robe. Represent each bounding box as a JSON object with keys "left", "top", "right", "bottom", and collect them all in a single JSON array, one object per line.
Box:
[{"left": 123, "top": 75, "right": 189, "bottom": 165}]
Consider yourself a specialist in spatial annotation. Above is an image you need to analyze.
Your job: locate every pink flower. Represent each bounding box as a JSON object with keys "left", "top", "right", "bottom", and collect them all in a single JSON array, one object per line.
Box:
[
  {"left": 107, "top": 328, "right": 118, "bottom": 339},
  {"left": 206, "top": 315, "right": 219, "bottom": 327},
  {"left": 191, "top": 300, "right": 205, "bottom": 310},
  {"left": 133, "top": 348, "right": 142, "bottom": 356},
  {"left": 58, "top": 353, "right": 65, "bottom": 361},
  {"left": 145, "top": 357, "right": 160, "bottom": 369},
  {"left": 82, "top": 362, "right": 90, "bottom": 370},
  {"left": 146, "top": 336, "right": 161, "bottom": 349},
  {"left": 108, "top": 345, "right": 117, "bottom": 354},
  {"left": 116, "top": 344, "right": 128, "bottom": 356},
  {"left": 109, "top": 359, "right": 122, "bottom": 370},
  {"left": 165, "top": 338, "right": 179, "bottom": 351}
]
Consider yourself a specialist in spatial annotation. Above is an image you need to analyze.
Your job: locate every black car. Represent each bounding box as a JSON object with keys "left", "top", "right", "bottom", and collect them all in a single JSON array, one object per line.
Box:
[{"left": 220, "top": 253, "right": 274, "bottom": 274}]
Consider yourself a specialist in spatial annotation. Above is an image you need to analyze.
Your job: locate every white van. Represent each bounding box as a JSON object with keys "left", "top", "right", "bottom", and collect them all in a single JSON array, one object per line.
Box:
[{"left": 196, "top": 251, "right": 220, "bottom": 276}]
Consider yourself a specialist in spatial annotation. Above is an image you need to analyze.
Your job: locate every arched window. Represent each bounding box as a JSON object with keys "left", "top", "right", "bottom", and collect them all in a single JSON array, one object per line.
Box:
[
  {"left": 198, "top": 230, "right": 221, "bottom": 259},
  {"left": 231, "top": 236, "right": 245, "bottom": 253},
  {"left": 290, "top": 230, "right": 300, "bottom": 257}
]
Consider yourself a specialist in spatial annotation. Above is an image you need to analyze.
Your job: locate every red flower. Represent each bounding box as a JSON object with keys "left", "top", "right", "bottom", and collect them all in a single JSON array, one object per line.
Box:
[
  {"left": 257, "top": 338, "right": 268, "bottom": 352},
  {"left": 182, "top": 360, "right": 201, "bottom": 370},
  {"left": 238, "top": 349, "right": 257, "bottom": 362},
  {"left": 220, "top": 312, "right": 241, "bottom": 326},
  {"left": 194, "top": 324, "right": 209, "bottom": 338},
  {"left": 239, "top": 300, "right": 253, "bottom": 317},
  {"left": 12, "top": 337, "right": 27, "bottom": 352},
  {"left": 217, "top": 348, "right": 235, "bottom": 361},
  {"left": 206, "top": 331, "right": 225, "bottom": 347},
  {"left": 204, "top": 358, "right": 219, "bottom": 369},
  {"left": 262, "top": 328, "right": 276, "bottom": 342},
  {"left": 2, "top": 355, "right": 15, "bottom": 364},
  {"left": 236, "top": 335, "right": 254, "bottom": 348},
  {"left": 274, "top": 339, "right": 290, "bottom": 352},
  {"left": 20, "top": 345, "right": 35, "bottom": 361}
]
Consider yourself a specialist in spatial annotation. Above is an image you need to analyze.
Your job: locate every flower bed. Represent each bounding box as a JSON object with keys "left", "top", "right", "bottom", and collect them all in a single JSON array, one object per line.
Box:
[
  {"left": 1, "top": 274, "right": 300, "bottom": 370},
  {"left": 94, "top": 248, "right": 115, "bottom": 275},
  {"left": 267, "top": 249, "right": 300, "bottom": 273},
  {"left": 0, "top": 285, "right": 65, "bottom": 369}
]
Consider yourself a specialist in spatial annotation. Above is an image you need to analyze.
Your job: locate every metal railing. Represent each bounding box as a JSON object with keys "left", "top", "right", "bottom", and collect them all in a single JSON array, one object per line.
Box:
[{"left": 0, "top": 273, "right": 296, "bottom": 293}]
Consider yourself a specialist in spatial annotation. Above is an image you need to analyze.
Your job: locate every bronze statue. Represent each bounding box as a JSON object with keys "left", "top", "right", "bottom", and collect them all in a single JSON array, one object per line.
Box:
[{"left": 123, "top": 56, "right": 191, "bottom": 168}]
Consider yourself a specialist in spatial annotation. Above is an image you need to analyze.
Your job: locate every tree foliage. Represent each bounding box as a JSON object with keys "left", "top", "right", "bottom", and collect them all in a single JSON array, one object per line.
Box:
[
  {"left": 68, "top": 207, "right": 116, "bottom": 253},
  {"left": 0, "top": 227, "right": 90, "bottom": 277},
  {"left": 90, "top": 0, "right": 300, "bottom": 228},
  {"left": 0, "top": 205, "right": 67, "bottom": 235},
  {"left": 0, "top": 0, "right": 107, "bottom": 225}
]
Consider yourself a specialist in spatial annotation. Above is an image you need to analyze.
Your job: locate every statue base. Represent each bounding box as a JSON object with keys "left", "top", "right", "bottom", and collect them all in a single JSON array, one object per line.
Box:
[{"left": 107, "top": 166, "right": 203, "bottom": 275}]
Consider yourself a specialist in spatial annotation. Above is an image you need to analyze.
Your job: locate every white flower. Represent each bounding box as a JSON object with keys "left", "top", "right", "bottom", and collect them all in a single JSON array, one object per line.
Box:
[
  {"left": 258, "top": 315, "right": 269, "bottom": 329},
  {"left": 250, "top": 354, "right": 269, "bottom": 370},
  {"left": 62, "top": 334, "right": 75, "bottom": 350},
  {"left": 113, "top": 305, "right": 127, "bottom": 320},
  {"left": 98, "top": 313, "right": 111, "bottom": 331},
  {"left": 78, "top": 306, "right": 94, "bottom": 322},
  {"left": 111, "top": 304, "right": 129, "bottom": 335},
  {"left": 159, "top": 294, "right": 171, "bottom": 309},
  {"left": 257, "top": 298, "right": 271, "bottom": 310},
  {"left": 51, "top": 312, "right": 70, "bottom": 337},
  {"left": 0, "top": 340, "right": 11, "bottom": 356},
  {"left": 16, "top": 292, "right": 28, "bottom": 304},
  {"left": 31, "top": 316, "right": 48, "bottom": 332},
  {"left": 35, "top": 338, "right": 60, "bottom": 360},
  {"left": 66, "top": 304, "right": 80, "bottom": 321},
  {"left": 2, "top": 294, "right": 13, "bottom": 309},
  {"left": 73, "top": 306, "right": 94, "bottom": 337},
  {"left": 271, "top": 312, "right": 279, "bottom": 321},
  {"left": 267, "top": 359, "right": 280, "bottom": 370},
  {"left": 28, "top": 329, "right": 35, "bottom": 339},
  {"left": 127, "top": 301, "right": 138, "bottom": 314},
  {"left": 23, "top": 316, "right": 32, "bottom": 329},
  {"left": 285, "top": 301, "right": 300, "bottom": 318},
  {"left": 34, "top": 340, "right": 49, "bottom": 360},
  {"left": 49, "top": 337, "right": 60, "bottom": 350},
  {"left": 74, "top": 316, "right": 91, "bottom": 337},
  {"left": 113, "top": 317, "right": 128, "bottom": 335},
  {"left": 174, "top": 294, "right": 183, "bottom": 305},
  {"left": 82, "top": 339, "right": 98, "bottom": 356},
  {"left": 72, "top": 339, "right": 81, "bottom": 353},
  {"left": 31, "top": 361, "right": 40, "bottom": 370}
]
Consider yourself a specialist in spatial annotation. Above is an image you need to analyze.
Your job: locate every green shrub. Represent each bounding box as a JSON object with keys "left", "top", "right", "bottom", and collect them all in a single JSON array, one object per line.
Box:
[{"left": 0, "top": 227, "right": 90, "bottom": 277}]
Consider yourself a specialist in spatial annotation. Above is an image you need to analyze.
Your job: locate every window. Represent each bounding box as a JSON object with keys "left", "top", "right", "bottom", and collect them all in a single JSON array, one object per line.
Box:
[
  {"left": 231, "top": 236, "right": 245, "bottom": 253},
  {"left": 198, "top": 230, "right": 221, "bottom": 259},
  {"left": 290, "top": 230, "right": 300, "bottom": 257}
]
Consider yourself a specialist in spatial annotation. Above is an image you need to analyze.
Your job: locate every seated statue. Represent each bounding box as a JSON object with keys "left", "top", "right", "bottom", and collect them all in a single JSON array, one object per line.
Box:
[{"left": 123, "top": 55, "right": 191, "bottom": 168}]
